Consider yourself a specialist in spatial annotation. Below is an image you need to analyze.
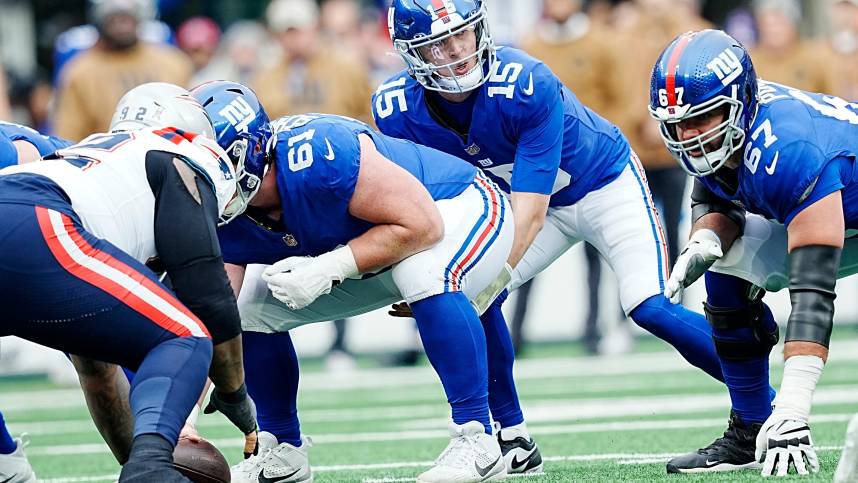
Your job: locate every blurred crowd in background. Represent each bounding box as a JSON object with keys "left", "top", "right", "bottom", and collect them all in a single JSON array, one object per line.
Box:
[{"left": 1, "top": 0, "right": 857, "bottom": 366}]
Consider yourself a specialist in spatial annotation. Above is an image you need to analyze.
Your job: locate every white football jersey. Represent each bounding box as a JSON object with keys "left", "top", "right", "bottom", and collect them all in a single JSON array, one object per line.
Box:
[{"left": 0, "top": 128, "right": 236, "bottom": 263}]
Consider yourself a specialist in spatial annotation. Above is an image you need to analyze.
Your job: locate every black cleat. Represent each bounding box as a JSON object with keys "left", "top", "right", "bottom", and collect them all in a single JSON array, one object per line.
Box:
[
  {"left": 497, "top": 425, "right": 544, "bottom": 475},
  {"left": 666, "top": 411, "right": 763, "bottom": 473}
]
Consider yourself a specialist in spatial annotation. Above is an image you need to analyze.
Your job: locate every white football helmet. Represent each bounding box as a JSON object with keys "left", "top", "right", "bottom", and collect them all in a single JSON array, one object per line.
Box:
[{"left": 110, "top": 82, "right": 215, "bottom": 139}]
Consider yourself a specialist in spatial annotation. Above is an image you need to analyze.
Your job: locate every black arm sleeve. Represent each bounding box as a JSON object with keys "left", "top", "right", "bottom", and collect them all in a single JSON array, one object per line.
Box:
[
  {"left": 785, "top": 245, "right": 841, "bottom": 347},
  {"left": 690, "top": 179, "right": 747, "bottom": 234},
  {"left": 145, "top": 151, "right": 241, "bottom": 344}
]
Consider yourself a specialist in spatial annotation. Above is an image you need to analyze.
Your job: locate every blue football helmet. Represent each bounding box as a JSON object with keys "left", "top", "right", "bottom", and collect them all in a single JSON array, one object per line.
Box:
[
  {"left": 192, "top": 80, "right": 272, "bottom": 224},
  {"left": 388, "top": 0, "right": 496, "bottom": 93},
  {"left": 648, "top": 29, "right": 758, "bottom": 176}
]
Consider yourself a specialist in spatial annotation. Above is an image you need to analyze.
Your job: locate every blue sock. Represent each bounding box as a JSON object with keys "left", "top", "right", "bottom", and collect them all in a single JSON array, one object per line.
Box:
[
  {"left": 706, "top": 272, "right": 776, "bottom": 424},
  {"left": 630, "top": 294, "right": 724, "bottom": 382},
  {"left": 411, "top": 292, "right": 490, "bottom": 434},
  {"left": 243, "top": 331, "right": 302, "bottom": 447},
  {"left": 130, "top": 336, "right": 212, "bottom": 444},
  {"left": 480, "top": 291, "right": 523, "bottom": 428},
  {"left": 0, "top": 411, "right": 16, "bottom": 454}
]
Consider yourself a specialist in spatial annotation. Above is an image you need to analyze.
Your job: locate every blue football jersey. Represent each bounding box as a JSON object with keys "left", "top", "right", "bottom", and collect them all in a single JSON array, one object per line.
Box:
[
  {"left": 372, "top": 46, "right": 630, "bottom": 208},
  {"left": 0, "top": 122, "right": 72, "bottom": 169},
  {"left": 218, "top": 114, "right": 478, "bottom": 265},
  {"left": 699, "top": 81, "right": 858, "bottom": 228}
]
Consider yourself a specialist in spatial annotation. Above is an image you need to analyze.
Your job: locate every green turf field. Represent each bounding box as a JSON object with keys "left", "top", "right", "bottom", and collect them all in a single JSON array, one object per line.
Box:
[{"left": 3, "top": 336, "right": 857, "bottom": 482}]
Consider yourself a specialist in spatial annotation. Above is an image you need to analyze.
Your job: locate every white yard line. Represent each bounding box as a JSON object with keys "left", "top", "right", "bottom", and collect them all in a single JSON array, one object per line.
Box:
[
  {"left": 41, "top": 446, "right": 849, "bottom": 483},
  {"left": 25, "top": 412, "right": 857, "bottom": 457},
  {"left": 358, "top": 447, "right": 848, "bottom": 482}
]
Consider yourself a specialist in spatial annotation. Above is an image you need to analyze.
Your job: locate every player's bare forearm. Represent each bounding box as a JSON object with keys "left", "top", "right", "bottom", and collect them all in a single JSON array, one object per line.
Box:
[
  {"left": 692, "top": 212, "right": 741, "bottom": 252},
  {"left": 507, "top": 191, "right": 550, "bottom": 268},
  {"left": 348, "top": 133, "right": 444, "bottom": 273},
  {"left": 225, "top": 263, "right": 246, "bottom": 297},
  {"left": 348, "top": 221, "right": 442, "bottom": 273},
  {"left": 71, "top": 356, "right": 133, "bottom": 464},
  {"left": 209, "top": 335, "right": 245, "bottom": 394}
]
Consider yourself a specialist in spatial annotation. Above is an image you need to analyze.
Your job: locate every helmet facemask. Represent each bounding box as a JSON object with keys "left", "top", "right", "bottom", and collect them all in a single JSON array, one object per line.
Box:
[
  {"left": 392, "top": 4, "right": 496, "bottom": 94},
  {"left": 218, "top": 132, "right": 267, "bottom": 225},
  {"left": 650, "top": 86, "right": 746, "bottom": 177}
]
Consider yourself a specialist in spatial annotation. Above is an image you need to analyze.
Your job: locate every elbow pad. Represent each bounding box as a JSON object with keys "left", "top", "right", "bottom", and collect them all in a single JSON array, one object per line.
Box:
[
  {"left": 785, "top": 245, "right": 841, "bottom": 347},
  {"left": 690, "top": 180, "right": 746, "bottom": 234}
]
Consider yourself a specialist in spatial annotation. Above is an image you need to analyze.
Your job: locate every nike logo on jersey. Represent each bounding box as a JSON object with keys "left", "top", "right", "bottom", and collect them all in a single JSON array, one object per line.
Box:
[
  {"left": 522, "top": 73, "right": 534, "bottom": 96},
  {"left": 258, "top": 467, "right": 300, "bottom": 483},
  {"left": 324, "top": 138, "right": 335, "bottom": 161},
  {"left": 764, "top": 151, "right": 779, "bottom": 175},
  {"left": 475, "top": 455, "right": 500, "bottom": 477}
]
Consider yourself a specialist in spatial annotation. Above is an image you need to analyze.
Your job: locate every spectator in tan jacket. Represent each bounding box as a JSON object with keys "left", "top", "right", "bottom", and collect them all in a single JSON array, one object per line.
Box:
[
  {"left": 750, "top": 0, "right": 837, "bottom": 93},
  {"left": 252, "top": 0, "right": 373, "bottom": 124},
  {"left": 53, "top": 0, "right": 192, "bottom": 141}
]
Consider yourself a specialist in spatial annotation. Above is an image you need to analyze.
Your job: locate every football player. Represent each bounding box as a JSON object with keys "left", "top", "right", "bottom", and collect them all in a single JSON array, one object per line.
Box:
[
  {"left": 649, "top": 29, "right": 858, "bottom": 476},
  {"left": 194, "top": 81, "right": 518, "bottom": 482},
  {"left": 0, "top": 83, "right": 256, "bottom": 482},
  {"left": 376, "top": 0, "right": 732, "bottom": 465},
  {"left": 0, "top": 122, "right": 72, "bottom": 482}
]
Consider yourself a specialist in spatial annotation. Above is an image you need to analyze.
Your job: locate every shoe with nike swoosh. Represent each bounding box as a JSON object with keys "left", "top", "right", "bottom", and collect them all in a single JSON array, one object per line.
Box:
[
  {"left": 666, "top": 411, "right": 762, "bottom": 473},
  {"left": 230, "top": 431, "right": 313, "bottom": 483},
  {"left": 0, "top": 435, "right": 35, "bottom": 483},
  {"left": 417, "top": 421, "right": 506, "bottom": 482},
  {"left": 496, "top": 423, "right": 543, "bottom": 475}
]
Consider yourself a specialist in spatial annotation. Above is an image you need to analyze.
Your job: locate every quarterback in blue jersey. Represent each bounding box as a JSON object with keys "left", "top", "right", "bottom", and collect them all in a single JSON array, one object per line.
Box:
[
  {"left": 648, "top": 29, "right": 858, "bottom": 476},
  {"left": 375, "top": 0, "right": 729, "bottom": 457},
  {"left": 195, "top": 81, "right": 519, "bottom": 483}
]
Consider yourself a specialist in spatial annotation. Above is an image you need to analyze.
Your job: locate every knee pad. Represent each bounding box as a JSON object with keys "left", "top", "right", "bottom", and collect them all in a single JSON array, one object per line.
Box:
[{"left": 705, "top": 296, "right": 778, "bottom": 361}]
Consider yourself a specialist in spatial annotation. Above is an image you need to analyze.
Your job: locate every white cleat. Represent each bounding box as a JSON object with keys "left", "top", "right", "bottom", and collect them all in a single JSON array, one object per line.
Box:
[
  {"left": 0, "top": 436, "right": 36, "bottom": 483},
  {"left": 417, "top": 421, "right": 507, "bottom": 483},
  {"left": 230, "top": 431, "right": 313, "bottom": 483},
  {"left": 495, "top": 423, "right": 543, "bottom": 475}
]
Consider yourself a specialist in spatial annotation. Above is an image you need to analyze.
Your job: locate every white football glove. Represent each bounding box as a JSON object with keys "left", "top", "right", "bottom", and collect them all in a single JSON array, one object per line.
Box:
[
  {"left": 471, "top": 263, "right": 513, "bottom": 315},
  {"left": 665, "top": 229, "right": 723, "bottom": 303},
  {"left": 262, "top": 246, "right": 359, "bottom": 310},
  {"left": 755, "top": 415, "right": 819, "bottom": 477}
]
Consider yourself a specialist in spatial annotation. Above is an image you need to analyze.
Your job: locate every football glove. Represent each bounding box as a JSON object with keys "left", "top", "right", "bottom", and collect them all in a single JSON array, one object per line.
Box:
[
  {"left": 665, "top": 229, "right": 723, "bottom": 303},
  {"left": 755, "top": 415, "right": 819, "bottom": 477},
  {"left": 262, "top": 246, "right": 359, "bottom": 310}
]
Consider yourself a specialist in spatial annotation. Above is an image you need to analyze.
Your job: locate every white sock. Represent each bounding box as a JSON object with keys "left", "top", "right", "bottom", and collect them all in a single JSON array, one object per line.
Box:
[{"left": 501, "top": 422, "right": 530, "bottom": 440}]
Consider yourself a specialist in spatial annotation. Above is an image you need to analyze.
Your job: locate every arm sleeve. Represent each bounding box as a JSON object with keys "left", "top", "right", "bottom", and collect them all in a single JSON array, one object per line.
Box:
[
  {"left": 510, "top": 65, "right": 565, "bottom": 194},
  {"left": 146, "top": 151, "right": 242, "bottom": 344},
  {"left": 690, "top": 178, "right": 746, "bottom": 233}
]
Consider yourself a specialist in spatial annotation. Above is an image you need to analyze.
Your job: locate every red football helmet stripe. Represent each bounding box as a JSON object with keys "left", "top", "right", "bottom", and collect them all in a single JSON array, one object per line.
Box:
[
  {"left": 665, "top": 33, "right": 693, "bottom": 106},
  {"left": 431, "top": 0, "right": 449, "bottom": 18}
]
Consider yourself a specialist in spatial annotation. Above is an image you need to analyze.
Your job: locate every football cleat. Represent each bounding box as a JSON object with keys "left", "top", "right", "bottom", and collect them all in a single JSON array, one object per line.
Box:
[
  {"left": 495, "top": 423, "right": 543, "bottom": 475},
  {"left": 417, "top": 421, "right": 506, "bottom": 483},
  {"left": 230, "top": 431, "right": 313, "bottom": 483},
  {"left": 0, "top": 436, "right": 36, "bottom": 483},
  {"left": 666, "top": 411, "right": 762, "bottom": 473}
]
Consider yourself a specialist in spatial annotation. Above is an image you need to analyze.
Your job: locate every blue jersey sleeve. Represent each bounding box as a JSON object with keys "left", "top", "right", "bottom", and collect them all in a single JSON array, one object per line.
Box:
[
  {"left": 760, "top": 140, "right": 829, "bottom": 223},
  {"left": 0, "top": 132, "right": 17, "bottom": 169},
  {"left": 784, "top": 155, "right": 851, "bottom": 225},
  {"left": 509, "top": 63, "right": 564, "bottom": 194}
]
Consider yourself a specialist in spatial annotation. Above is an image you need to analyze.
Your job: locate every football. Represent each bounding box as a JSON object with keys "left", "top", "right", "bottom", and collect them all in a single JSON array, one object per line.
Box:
[{"left": 173, "top": 438, "right": 231, "bottom": 483}]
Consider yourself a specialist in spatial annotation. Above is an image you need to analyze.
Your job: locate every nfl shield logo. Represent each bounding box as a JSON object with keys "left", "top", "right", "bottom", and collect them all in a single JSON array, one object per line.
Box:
[
  {"left": 465, "top": 143, "right": 481, "bottom": 155},
  {"left": 283, "top": 234, "right": 298, "bottom": 247}
]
